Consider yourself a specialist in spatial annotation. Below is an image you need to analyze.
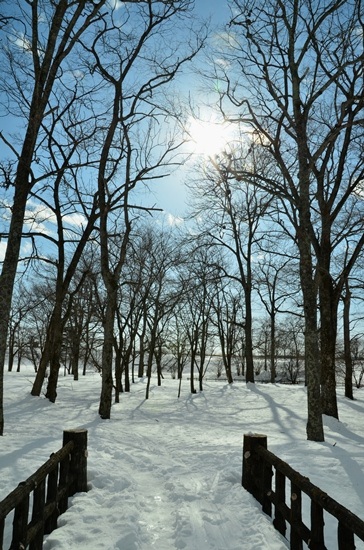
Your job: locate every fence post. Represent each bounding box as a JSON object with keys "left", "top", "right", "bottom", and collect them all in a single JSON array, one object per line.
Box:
[
  {"left": 242, "top": 433, "right": 268, "bottom": 504},
  {"left": 63, "top": 429, "right": 88, "bottom": 495}
]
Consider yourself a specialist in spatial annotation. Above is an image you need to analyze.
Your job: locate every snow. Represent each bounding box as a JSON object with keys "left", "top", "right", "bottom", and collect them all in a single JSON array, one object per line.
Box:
[{"left": 2, "top": 367, "right": 364, "bottom": 550}]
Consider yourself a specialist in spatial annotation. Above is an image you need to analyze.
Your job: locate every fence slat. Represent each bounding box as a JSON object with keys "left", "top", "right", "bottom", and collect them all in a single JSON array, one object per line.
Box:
[
  {"left": 10, "top": 486, "right": 29, "bottom": 550},
  {"left": 29, "top": 478, "right": 46, "bottom": 550},
  {"left": 338, "top": 521, "right": 355, "bottom": 550},
  {"left": 309, "top": 500, "right": 326, "bottom": 549},
  {"left": 44, "top": 462, "right": 59, "bottom": 535},
  {"left": 273, "top": 469, "right": 286, "bottom": 537},
  {"left": 291, "top": 483, "right": 303, "bottom": 550},
  {"left": 58, "top": 453, "right": 71, "bottom": 515},
  {"left": 262, "top": 458, "right": 273, "bottom": 517}
]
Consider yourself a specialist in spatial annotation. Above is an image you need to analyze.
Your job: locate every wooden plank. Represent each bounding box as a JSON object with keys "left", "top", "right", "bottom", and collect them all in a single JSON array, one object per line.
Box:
[
  {"left": 290, "top": 483, "right": 303, "bottom": 550},
  {"left": 309, "top": 500, "right": 326, "bottom": 549},
  {"left": 29, "top": 478, "right": 46, "bottom": 550},
  {"left": 273, "top": 469, "right": 286, "bottom": 537},
  {"left": 338, "top": 521, "right": 355, "bottom": 550},
  {"left": 262, "top": 458, "right": 273, "bottom": 517},
  {"left": 10, "top": 487, "right": 29, "bottom": 550},
  {"left": 44, "top": 463, "right": 59, "bottom": 535},
  {"left": 58, "top": 453, "right": 71, "bottom": 515}
]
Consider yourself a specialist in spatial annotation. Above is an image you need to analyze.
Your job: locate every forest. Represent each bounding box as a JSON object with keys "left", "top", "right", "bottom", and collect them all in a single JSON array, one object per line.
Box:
[{"left": 0, "top": 0, "right": 363, "bottom": 443}]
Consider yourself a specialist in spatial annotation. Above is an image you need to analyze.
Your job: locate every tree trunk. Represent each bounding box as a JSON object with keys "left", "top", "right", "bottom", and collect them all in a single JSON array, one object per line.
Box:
[
  {"left": 155, "top": 344, "right": 163, "bottom": 387},
  {"left": 0, "top": 184, "right": 29, "bottom": 434},
  {"left": 7, "top": 346, "right": 14, "bottom": 373},
  {"left": 16, "top": 352, "right": 22, "bottom": 373},
  {"left": 319, "top": 248, "right": 339, "bottom": 418},
  {"left": 45, "top": 345, "right": 62, "bottom": 403},
  {"left": 99, "top": 288, "right": 117, "bottom": 419},
  {"left": 131, "top": 341, "right": 136, "bottom": 384},
  {"left": 270, "top": 312, "right": 276, "bottom": 383},
  {"left": 138, "top": 329, "right": 146, "bottom": 378},
  {"left": 145, "top": 351, "right": 153, "bottom": 400},
  {"left": 245, "top": 287, "right": 255, "bottom": 383},
  {"left": 298, "top": 227, "right": 324, "bottom": 442},
  {"left": 45, "top": 307, "right": 65, "bottom": 403},
  {"left": 30, "top": 311, "right": 60, "bottom": 397},
  {"left": 190, "top": 351, "right": 196, "bottom": 394},
  {"left": 32, "top": 298, "right": 64, "bottom": 400},
  {"left": 343, "top": 281, "right": 353, "bottom": 400},
  {"left": 198, "top": 363, "right": 204, "bottom": 392},
  {"left": 224, "top": 355, "right": 234, "bottom": 384},
  {"left": 124, "top": 347, "right": 131, "bottom": 393},
  {"left": 72, "top": 346, "right": 80, "bottom": 381},
  {"left": 114, "top": 346, "right": 123, "bottom": 403},
  {"left": 292, "top": 47, "right": 324, "bottom": 440}
]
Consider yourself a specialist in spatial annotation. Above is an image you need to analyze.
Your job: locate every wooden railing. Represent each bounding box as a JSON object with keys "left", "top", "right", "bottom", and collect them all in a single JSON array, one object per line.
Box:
[
  {"left": 242, "top": 433, "right": 364, "bottom": 549},
  {"left": 0, "top": 429, "right": 88, "bottom": 550}
]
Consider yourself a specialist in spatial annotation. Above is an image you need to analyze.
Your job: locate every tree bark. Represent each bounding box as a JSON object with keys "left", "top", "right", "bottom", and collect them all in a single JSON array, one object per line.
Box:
[
  {"left": 319, "top": 267, "right": 339, "bottom": 418},
  {"left": 298, "top": 224, "right": 324, "bottom": 441},
  {"left": 343, "top": 281, "right": 354, "bottom": 400},
  {"left": 245, "top": 285, "right": 255, "bottom": 383},
  {"left": 99, "top": 287, "right": 117, "bottom": 419},
  {"left": 0, "top": 185, "right": 29, "bottom": 433}
]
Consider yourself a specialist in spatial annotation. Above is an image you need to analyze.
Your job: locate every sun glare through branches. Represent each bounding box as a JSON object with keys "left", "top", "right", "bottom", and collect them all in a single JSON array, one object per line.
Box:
[{"left": 187, "top": 114, "right": 236, "bottom": 158}]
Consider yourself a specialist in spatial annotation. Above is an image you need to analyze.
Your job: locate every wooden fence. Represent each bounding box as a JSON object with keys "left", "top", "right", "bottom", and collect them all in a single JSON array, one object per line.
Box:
[
  {"left": 0, "top": 429, "right": 88, "bottom": 550},
  {"left": 242, "top": 433, "right": 364, "bottom": 549}
]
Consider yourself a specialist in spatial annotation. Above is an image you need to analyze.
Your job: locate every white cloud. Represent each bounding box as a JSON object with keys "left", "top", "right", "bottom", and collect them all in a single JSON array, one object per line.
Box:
[
  {"left": 63, "top": 212, "right": 87, "bottom": 228},
  {"left": 165, "top": 213, "right": 184, "bottom": 227},
  {"left": 13, "top": 34, "right": 32, "bottom": 53},
  {"left": 107, "top": 0, "right": 124, "bottom": 9},
  {"left": 23, "top": 203, "right": 57, "bottom": 235}
]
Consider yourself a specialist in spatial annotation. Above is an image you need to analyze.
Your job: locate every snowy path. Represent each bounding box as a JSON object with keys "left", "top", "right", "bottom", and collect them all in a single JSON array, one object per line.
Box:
[
  {"left": 43, "top": 382, "right": 288, "bottom": 549},
  {"left": 3, "top": 369, "right": 364, "bottom": 549}
]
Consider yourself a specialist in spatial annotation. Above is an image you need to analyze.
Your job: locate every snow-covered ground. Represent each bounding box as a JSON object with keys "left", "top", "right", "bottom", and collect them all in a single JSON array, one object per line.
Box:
[{"left": 2, "top": 367, "right": 364, "bottom": 550}]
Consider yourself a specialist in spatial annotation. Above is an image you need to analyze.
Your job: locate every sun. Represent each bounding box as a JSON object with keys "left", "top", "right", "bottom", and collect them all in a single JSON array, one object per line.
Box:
[{"left": 187, "top": 115, "right": 235, "bottom": 158}]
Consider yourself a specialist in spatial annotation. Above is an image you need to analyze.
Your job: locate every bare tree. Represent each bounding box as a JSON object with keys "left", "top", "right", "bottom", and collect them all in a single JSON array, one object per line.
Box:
[
  {"left": 216, "top": 0, "right": 364, "bottom": 440},
  {"left": 165, "top": 308, "right": 191, "bottom": 397},
  {"left": 177, "top": 243, "right": 221, "bottom": 392},
  {"left": 211, "top": 282, "right": 245, "bottom": 384},
  {"left": 0, "top": 0, "right": 107, "bottom": 433},
  {"left": 88, "top": 1, "right": 206, "bottom": 419},
  {"left": 256, "top": 250, "right": 298, "bottom": 382},
  {"left": 188, "top": 154, "right": 272, "bottom": 384},
  {"left": 7, "top": 283, "right": 30, "bottom": 372},
  {"left": 28, "top": 159, "right": 100, "bottom": 400}
]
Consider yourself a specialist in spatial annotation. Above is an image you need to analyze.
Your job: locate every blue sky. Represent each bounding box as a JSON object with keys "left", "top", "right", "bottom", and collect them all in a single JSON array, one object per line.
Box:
[
  {"left": 150, "top": 0, "right": 232, "bottom": 222},
  {"left": 0, "top": 1, "right": 232, "bottom": 244},
  {"left": 196, "top": 0, "right": 230, "bottom": 21}
]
